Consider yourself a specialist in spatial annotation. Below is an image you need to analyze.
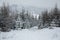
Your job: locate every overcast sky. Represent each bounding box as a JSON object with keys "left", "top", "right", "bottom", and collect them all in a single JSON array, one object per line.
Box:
[{"left": 0, "top": 0, "right": 60, "bottom": 9}]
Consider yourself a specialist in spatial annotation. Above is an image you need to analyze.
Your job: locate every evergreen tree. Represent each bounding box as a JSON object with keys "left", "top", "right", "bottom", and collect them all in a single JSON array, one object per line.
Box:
[{"left": 0, "top": 3, "right": 15, "bottom": 32}]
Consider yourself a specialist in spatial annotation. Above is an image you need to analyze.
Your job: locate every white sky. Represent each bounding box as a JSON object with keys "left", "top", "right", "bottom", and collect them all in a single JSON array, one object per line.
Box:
[{"left": 0, "top": 0, "right": 60, "bottom": 9}]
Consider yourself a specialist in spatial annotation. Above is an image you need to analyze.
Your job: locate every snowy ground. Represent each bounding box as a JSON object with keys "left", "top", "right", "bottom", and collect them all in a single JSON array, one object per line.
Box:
[{"left": 0, "top": 27, "right": 60, "bottom": 40}]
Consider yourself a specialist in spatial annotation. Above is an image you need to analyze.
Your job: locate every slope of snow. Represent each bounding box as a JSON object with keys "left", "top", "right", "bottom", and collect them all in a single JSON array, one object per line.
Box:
[{"left": 0, "top": 27, "right": 60, "bottom": 40}]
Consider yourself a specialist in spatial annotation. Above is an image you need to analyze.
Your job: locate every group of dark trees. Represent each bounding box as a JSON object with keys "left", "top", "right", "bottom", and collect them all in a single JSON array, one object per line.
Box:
[
  {"left": 38, "top": 5, "right": 60, "bottom": 29},
  {"left": 0, "top": 3, "right": 60, "bottom": 32}
]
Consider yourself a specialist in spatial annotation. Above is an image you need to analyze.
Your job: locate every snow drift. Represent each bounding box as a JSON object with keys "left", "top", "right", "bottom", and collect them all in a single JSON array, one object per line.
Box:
[{"left": 0, "top": 27, "right": 60, "bottom": 40}]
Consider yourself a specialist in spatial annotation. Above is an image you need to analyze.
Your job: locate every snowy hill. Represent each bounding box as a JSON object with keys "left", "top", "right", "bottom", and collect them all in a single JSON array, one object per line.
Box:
[
  {"left": 0, "top": 27, "right": 60, "bottom": 40},
  {"left": 10, "top": 5, "right": 45, "bottom": 14}
]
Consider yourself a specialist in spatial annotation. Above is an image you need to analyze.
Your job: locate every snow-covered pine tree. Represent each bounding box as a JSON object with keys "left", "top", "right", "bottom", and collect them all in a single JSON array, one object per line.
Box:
[{"left": 0, "top": 3, "right": 15, "bottom": 32}]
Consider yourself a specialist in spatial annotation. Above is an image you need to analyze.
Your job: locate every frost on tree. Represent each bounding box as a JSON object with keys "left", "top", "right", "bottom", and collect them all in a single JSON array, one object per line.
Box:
[{"left": 15, "top": 10, "right": 31, "bottom": 29}]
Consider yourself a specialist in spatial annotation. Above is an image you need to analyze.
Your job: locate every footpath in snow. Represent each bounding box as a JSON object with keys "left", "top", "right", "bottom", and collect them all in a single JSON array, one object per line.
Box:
[{"left": 0, "top": 27, "right": 60, "bottom": 40}]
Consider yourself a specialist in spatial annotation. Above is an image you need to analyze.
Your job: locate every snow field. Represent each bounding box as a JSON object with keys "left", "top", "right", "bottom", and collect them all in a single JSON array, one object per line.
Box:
[{"left": 0, "top": 27, "right": 60, "bottom": 40}]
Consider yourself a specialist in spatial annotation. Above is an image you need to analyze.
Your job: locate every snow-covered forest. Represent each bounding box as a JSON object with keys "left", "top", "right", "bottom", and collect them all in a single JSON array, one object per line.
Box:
[
  {"left": 0, "top": 3, "right": 60, "bottom": 32},
  {"left": 0, "top": 1, "right": 60, "bottom": 40}
]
